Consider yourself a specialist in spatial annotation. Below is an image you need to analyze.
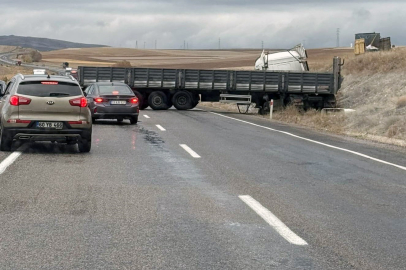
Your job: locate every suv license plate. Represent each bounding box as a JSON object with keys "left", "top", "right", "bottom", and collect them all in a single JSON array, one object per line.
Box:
[
  {"left": 111, "top": 100, "right": 126, "bottom": 105},
  {"left": 36, "top": 122, "right": 63, "bottom": 129}
]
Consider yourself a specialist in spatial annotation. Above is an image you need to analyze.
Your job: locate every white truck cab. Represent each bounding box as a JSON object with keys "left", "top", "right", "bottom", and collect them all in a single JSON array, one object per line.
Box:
[{"left": 255, "top": 44, "right": 309, "bottom": 71}]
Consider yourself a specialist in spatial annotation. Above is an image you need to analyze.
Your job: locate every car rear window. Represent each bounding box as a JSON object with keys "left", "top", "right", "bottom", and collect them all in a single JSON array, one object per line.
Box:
[
  {"left": 17, "top": 81, "right": 82, "bottom": 97},
  {"left": 99, "top": 85, "right": 133, "bottom": 95}
]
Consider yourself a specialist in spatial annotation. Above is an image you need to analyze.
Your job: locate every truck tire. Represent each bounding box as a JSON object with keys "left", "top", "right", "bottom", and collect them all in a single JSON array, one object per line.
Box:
[
  {"left": 148, "top": 91, "right": 169, "bottom": 110},
  {"left": 172, "top": 91, "right": 193, "bottom": 110},
  {"left": 133, "top": 90, "right": 148, "bottom": 110},
  {"left": 0, "top": 124, "right": 12, "bottom": 152}
]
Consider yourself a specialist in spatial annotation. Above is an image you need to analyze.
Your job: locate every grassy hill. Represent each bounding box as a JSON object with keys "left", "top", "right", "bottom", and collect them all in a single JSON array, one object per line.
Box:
[{"left": 0, "top": 35, "right": 107, "bottom": 52}]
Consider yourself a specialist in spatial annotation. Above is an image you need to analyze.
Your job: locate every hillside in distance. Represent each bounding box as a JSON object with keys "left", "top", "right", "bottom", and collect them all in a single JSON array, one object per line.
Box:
[{"left": 0, "top": 35, "right": 108, "bottom": 51}]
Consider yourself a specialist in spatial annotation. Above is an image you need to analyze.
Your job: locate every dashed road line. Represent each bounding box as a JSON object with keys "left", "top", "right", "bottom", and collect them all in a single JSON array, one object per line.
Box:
[
  {"left": 211, "top": 112, "right": 406, "bottom": 172},
  {"left": 156, "top": 125, "right": 166, "bottom": 131},
  {"left": 0, "top": 145, "right": 27, "bottom": 175},
  {"left": 143, "top": 115, "right": 150, "bottom": 119},
  {"left": 180, "top": 144, "right": 201, "bottom": 158},
  {"left": 239, "top": 195, "right": 308, "bottom": 246}
]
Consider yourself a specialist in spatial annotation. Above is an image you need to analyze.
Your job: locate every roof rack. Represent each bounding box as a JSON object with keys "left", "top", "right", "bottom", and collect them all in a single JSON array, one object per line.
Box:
[{"left": 16, "top": 73, "right": 25, "bottom": 80}]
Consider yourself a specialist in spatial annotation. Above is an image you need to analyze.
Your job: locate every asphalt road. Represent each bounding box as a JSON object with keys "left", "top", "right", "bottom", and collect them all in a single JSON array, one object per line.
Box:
[
  {"left": 0, "top": 51, "right": 64, "bottom": 74},
  {"left": 0, "top": 108, "right": 405, "bottom": 270}
]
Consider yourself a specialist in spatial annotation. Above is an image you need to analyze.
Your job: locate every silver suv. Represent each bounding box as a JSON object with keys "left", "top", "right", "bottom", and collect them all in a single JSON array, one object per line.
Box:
[{"left": 0, "top": 74, "right": 92, "bottom": 152}]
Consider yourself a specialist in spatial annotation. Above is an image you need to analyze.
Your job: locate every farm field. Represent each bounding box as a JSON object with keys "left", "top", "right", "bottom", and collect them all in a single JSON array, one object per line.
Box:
[{"left": 41, "top": 47, "right": 354, "bottom": 71}]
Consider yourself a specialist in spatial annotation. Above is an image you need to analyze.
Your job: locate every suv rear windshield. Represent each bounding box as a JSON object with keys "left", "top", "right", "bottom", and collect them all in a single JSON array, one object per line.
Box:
[
  {"left": 17, "top": 81, "right": 82, "bottom": 97},
  {"left": 99, "top": 85, "right": 133, "bottom": 95}
]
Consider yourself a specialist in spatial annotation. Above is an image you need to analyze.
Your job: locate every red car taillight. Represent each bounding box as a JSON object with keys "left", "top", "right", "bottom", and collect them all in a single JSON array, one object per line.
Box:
[
  {"left": 9, "top": 95, "right": 31, "bottom": 106},
  {"left": 68, "top": 121, "right": 89, "bottom": 125},
  {"left": 70, "top": 97, "right": 87, "bottom": 107},
  {"left": 129, "top": 97, "right": 138, "bottom": 104},
  {"left": 94, "top": 97, "right": 105, "bottom": 103},
  {"left": 7, "top": 119, "right": 31, "bottom": 124}
]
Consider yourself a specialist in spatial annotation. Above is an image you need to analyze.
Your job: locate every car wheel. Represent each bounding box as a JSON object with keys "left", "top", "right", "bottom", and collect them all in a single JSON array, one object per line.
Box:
[
  {"left": 148, "top": 91, "right": 169, "bottom": 110},
  {"left": 78, "top": 139, "right": 91, "bottom": 153},
  {"left": 0, "top": 123, "right": 12, "bottom": 152},
  {"left": 78, "top": 129, "right": 92, "bottom": 153},
  {"left": 172, "top": 91, "right": 193, "bottom": 110},
  {"left": 130, "top": 116, "right": 138, "bottom": 124}
]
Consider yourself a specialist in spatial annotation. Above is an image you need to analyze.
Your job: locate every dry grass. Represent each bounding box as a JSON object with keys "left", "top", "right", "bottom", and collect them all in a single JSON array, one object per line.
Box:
[
  {"left": 0, "top": 65, "right": 35, "bottom": 81},
  {"left": 344, "top": 48, "right": 406, "bottom": 75},
  {"left": 307, "top": 48, "right": 354, "bottom": 72},
  {"left": 273, "top": 106, "right": 346, "bottom": 133}
]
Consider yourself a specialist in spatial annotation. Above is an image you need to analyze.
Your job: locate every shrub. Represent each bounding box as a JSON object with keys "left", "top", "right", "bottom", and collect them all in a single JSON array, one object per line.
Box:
[
  {"left": 22, "top": 55, "right": 33, "bottom": 63},
  {"left": 112, "top": 60, "right": 132, "bottom": 68},
  {"left": 30, "top": 51, "right": 42, "bottom": 62}
]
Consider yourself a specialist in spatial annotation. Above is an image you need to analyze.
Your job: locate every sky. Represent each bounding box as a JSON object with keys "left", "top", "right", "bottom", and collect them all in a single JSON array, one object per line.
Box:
[{"left": 0, "top": 0, "right": 404, "bottom": 49}]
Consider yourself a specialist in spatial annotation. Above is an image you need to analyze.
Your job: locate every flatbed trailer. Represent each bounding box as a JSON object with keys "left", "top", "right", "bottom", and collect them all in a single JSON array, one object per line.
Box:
[{"left": 78, "top": 57, "right": 343, "bottom": 112}]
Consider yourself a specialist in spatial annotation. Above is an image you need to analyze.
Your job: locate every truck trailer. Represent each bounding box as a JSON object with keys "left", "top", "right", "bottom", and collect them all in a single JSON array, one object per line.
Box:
[{"left": 77, "top": 57, "right": 343, "bottom": 113}]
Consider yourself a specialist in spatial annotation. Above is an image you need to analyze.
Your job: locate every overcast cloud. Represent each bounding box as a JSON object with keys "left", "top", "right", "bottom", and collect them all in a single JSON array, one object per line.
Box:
[{"left": 0, "top": 0, "right": 405, "bottom": 49}]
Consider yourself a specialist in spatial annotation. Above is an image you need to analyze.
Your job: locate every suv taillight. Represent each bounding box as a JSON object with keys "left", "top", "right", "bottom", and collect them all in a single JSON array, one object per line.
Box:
[
  {"left": 69, "top": 97, "right": 87, "bottom": 107},
  {"left": 9, "top": 95, "right": 31, "bottom": 106}
]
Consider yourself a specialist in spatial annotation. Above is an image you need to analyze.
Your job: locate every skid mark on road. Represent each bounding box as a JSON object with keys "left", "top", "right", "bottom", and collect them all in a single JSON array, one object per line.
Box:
[
  {"left": 0, "top": 145, "right": 27, "bottom": 175},
  {"left": 239, "top": 195, "right": 308, "bottom": 246},
  {"left": 211, "top": 112, "right": 406, "bottom": 172}
]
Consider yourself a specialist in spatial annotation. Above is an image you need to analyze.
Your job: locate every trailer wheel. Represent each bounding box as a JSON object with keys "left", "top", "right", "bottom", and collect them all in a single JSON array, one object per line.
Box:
[
  {"left": 172, "top": 91, "right": 193, "bottom": 110},
  {"left": 133, "top": 90, "right": 148, "bottom": 110},
  {"left": 148, "top": 91, "right": 169, "bottom": 110}
]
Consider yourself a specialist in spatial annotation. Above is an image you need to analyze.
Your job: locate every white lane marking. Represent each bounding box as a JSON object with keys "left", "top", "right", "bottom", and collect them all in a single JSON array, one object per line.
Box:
[
  {"left": 239, "top": 195, "right": 308, "bottom": 246},
  {"left": 0, "top": 145, "right": 27, "bottom": 175},
  {"left": 156, "top": 125, "right": 166, "bottom": 131},
  {"left": 180, "top": 144, "right": 201, "bottom": 158},
  {"left": 143, "top": 115, "right": 150, "bottom": 119},
  {"left": 211, "top": 112, "right": 406, "bottom": 172}
]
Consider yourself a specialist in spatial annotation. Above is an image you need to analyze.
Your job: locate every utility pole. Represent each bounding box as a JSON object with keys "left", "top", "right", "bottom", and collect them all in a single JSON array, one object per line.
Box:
[
  {"left": 155, "top": 40, "right": 157, "bottom": 49},
  {"left": 262, "top": 41, "right": 264, "bottom": 50},
  {"left": 136, "top": 41, "right": 138, "bottom": 49},
  {"left": 336, "top": 28, "right": 340, "bottom": 48},
  {"left": 184, "top": 40, "right": 186, "bottom": 50},
  {"left": 219, "top": 38, "right": 221, "bottom": 50},
  {"left": 187, "top": 42, "right": 188, "bottom": 50}
]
